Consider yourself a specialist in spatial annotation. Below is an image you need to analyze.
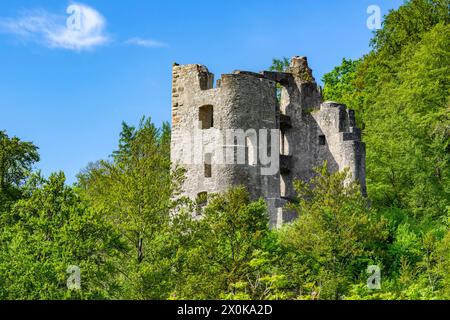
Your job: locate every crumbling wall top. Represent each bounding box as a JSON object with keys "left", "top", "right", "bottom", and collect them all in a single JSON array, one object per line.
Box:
[{"left": 287, "top": 56, "right": 316, "bottom": 83}]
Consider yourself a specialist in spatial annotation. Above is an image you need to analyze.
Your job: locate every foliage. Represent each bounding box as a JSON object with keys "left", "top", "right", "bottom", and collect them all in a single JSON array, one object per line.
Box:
[
  {"left": 172, "top": 187, "right": 277, "bottom": 300},
  {"left": 0, "top": 0, "right": 449, "bottom": 300},
  {"left": 280, "top": 164, "right": 388, "bottom": 299},
  {"left": 322, "top": 59, "right": 365, "bottom": 126},
  {"left": 0, "top": 172, "right": 124, "bottom": 299},
  {"left": 322, "top": 0, "right": 450, "bottom": 300},
  {"left": 0, "top": 131, "right": 39, "bottom": 200},
  {"left": 77, "top": 117, "right": 185, "bottom": 299},
  {"left": 269, "top": 57, "right": 290, "bottom": 72}
]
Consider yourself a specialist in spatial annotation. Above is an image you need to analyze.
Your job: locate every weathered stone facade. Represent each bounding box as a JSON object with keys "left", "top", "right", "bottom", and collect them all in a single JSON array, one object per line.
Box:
[{"left": 171, "top": 56, "right": 366, "bottom": 227}]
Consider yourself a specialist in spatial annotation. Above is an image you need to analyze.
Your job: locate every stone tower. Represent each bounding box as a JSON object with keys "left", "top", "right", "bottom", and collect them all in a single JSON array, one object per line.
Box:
[{"left": 171, "top": 56, "right": 366, "bottom": 227}]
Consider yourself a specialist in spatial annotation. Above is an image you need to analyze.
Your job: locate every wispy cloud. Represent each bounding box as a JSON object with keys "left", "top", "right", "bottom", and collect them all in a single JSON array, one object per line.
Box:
[
  {"left": 0, "top": 3, "right": 109, "bottom": 51},
  {"left": 125, "top": 37, "right": 168, "bottom": 48}
]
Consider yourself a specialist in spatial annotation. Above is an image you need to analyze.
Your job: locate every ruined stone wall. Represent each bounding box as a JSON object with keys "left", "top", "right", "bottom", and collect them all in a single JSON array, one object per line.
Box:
[
  {"left": 314, "top": 102, "right": 367, "bottom": 195},
  {"left": 171, "top": 63, "right": 229, "bottom": 200},
  {"left": 171, "top": 64, "right": 282, "bottom": 225},
  {"left": 171, "top": 56, "right": 366, "bottom": 227}
]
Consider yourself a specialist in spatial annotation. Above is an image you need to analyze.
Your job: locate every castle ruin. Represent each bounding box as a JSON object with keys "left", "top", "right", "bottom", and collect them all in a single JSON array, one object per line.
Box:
[{"left": 171, "top": 56, "right": 366, "bottom": 227}]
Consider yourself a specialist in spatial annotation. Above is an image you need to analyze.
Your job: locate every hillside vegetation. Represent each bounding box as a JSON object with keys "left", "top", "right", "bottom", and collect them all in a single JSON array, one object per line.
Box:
[{"left": 0, "top": 0, "right": 449, "bottom": 300}]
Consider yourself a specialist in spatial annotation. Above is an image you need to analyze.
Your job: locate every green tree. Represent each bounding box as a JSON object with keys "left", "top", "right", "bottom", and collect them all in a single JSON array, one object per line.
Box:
[
  {"left": 0, "top": 131, "right": 39, "bottom": 200},
  {"left": 321, "top": 1, "right": 449, "bottom": 299},
  {"left": 172, "top": 187, "right": 277, "bottom": 300},
  {"left": 280, "top": 164, "right": 388, "bottom": 300},
  {"left": 269, "top": 57, "right": 290, "bottom": 72},
  {"left": 78, "top": 117, "right": 185, "bottom": 299},
  {"left": 0, "top": 172, "right": 123, "bottom": 299},
  {"left": 365, "top": 22, "right": 449, "bottom": 215},
  {"left": 371, "top": 0, "right": 450, "bottom": 56},
  {"left": 322, "top": 1, "right": 450, "bottom": 215}
]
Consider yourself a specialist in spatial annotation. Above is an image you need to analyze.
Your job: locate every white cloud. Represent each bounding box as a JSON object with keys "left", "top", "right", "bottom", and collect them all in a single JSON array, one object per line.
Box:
[
  {"left": 0, "top": 3, "right": 109, "bottom": 51},
  {"left": 125, "top": 37, "right": 168, "bottom": 48}
]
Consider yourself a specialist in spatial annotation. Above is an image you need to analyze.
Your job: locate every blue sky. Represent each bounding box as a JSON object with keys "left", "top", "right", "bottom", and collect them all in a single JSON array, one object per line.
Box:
[{"left": 0, "top": 0, "right": 404, "bottom": 184}]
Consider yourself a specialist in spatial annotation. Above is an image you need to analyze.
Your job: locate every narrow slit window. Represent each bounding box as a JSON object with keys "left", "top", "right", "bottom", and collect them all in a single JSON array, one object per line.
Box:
[{"left": 199, "top": 105, "right": 214, "bottom": 129}]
